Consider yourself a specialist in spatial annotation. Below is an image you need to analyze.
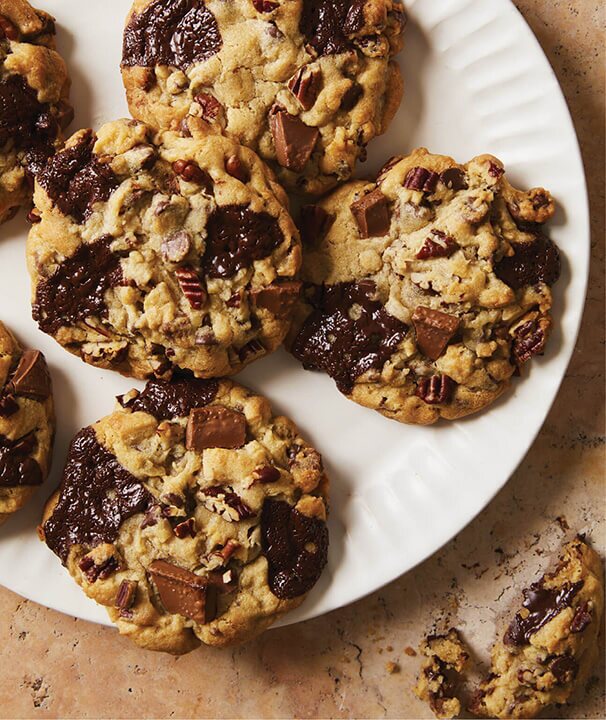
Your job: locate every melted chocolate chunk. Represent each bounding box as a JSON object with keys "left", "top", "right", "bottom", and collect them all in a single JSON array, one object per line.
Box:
[
  {"left": 548, "top": 654, "right": 578, "bottom": 685},
  {"left": 37, "top": 132, "right": 119, "bottom": 224},
  {"left": 291, "top": 281, "right": 407, "bottom": 394},
  {"left": 495, "top": 234, "right": 561, "bottom": 290},
  {"left": 203, "top": 204, "right": 284, "bottom": 279},
  {"left": 504, "top": 580, "right": 584, "bottom": 646},
  {"left": 0, "top": 433, "right": 42, "bottom": 487},
  {"left": 300, "top": 0, "right": 366, "bottom": 56},
  {"left": 43, "top": 427, "right": 153, "bottom": 562},
  {"left": 122, "top": 0, "right": 222, "bottom": 71},
  {"left": 33, "top": 236, "right": 124, "bottom": 335},
  {"left": 123, "top": 377, "right": 218, "bottom": 420},
  {"left": 261, "top": 498, "right": 328, "bottom": 599}
]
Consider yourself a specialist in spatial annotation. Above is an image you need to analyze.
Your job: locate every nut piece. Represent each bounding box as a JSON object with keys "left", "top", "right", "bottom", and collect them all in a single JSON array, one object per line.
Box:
[
  {"left": 225, "top": 155, "right": 250, "bottom": 182},
  {"left": 186, "top": 406, "right": 247, "bottom": 451},
  {"left": 412, "top": 307, "right": 460, "bottom": 361},
  {"left": 115, "top": 579, "right": 137, "bottom": 616},
  {"left": 416, "top": 230, "right": 458, "bottom": 260},
  {"left": 269, "top": 107, "right": 320, "bottom": 172},
  {"left": 416, "top": 375, "right": 455, "bottom": 405},
  {"left": 175, "top": 266, "right": 207, "bottom": 310},
  {"left": 350, "top": 189, "right": 391, "bottom": 238},
  {"left": 172, "top": 159, "right": 213, "bottom": 192}
]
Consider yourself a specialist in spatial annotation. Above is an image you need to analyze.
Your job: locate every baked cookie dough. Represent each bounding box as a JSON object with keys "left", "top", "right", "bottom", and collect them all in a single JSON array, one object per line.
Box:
[
  {"left": 121, "top": 0, "right": 405, "bottom": 195},
  {"left": 27, "top": 117, "right": 301, "bottom": 379},
  {"left": 471, "top": 537, "right": 603, "bottom": 719},
  {"left": 0, "top": 0, "right": 72, "bottom": 224},
  {"left": 287, "top": 147, "right": 561, "bottom": 424},
  {"left": 0, "top": 320, "right": 54, "bottom": 523},
  {"left": 40, "top": 376, "right": 329, "bottom": 653}
]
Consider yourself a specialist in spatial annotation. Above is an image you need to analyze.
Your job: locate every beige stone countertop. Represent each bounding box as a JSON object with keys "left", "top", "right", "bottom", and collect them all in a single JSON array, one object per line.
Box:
[{"left": 1, "top": 1, "right": 604, "bottom": 718}]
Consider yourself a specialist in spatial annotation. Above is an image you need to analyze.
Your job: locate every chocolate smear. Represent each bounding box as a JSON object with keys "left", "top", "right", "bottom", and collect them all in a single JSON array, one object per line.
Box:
[
  {"left": 122, "top": 377, "right": 218, "bottom": 421},
  {"left": 300, "top": 0, "right": 366, "bottom": 56}
]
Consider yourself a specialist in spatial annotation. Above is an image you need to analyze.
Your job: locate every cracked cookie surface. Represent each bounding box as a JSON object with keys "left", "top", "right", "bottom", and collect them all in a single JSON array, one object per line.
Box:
[
  {"left": 471, "top": 537, "right": 604, "bottom": 719},
  {"left": 286, "top": 147, "right": 561, "bottom": 424},
  {"left": 0, "top": 320, "right": 54, "bottom": 523},
  {"left": 40, "top": 376, "right": 329, "bottom": 654},
  {"left": 121, "top": 0, "right": 405, "bottom": 195},
  {"left": 27, "top": 117, "right": 301, "bottom": 379},
  {"left": 0, "top": 0, "right": 72, "bottom": 224}
]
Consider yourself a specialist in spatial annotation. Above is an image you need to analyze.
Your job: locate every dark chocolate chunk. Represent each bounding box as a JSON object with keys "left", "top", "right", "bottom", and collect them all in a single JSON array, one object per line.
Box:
[
  {"left": 440, "top": 168, "right": 467, "bottom": 191},
  {"left": 185, "top": 406, "right": 247, "bottom": 451},
  {"left": 269, "top": 108, "right": 319, "bottom": 172},
  {"left": 0, "top": 394, "right": 18, "bottom": 418},
  {"left": 122, "top": 377, "right": 218, "bottom": 420},
  {"left": 43, "top": 427, "right": 153, "bottom": 562},
  {"left": 299, "top": 204, "right": 334, "bottom": 246},
  {"left": 412, "top": 307, "right": 460, "bottom": 361},
  {"left": 33, "top": 235, "right": 124, "bottom": 335},
  {"left": 122, "top": 0, "right": 222, "bottom": 71},
  {"left": 37, "top": 131, "right": 119, "bottom": 224},
  {"left": 403, "top": 166, "right": 439, "bottom": 192},
  {"left": 148, "top": 559, "right": 210, "bottom": 623},
  {"left": 0, "top": 433, "right": 42, "bottom": 487},
  {"left": 288, "top": 66, "right": 322, "bottom": 110},
  {"left": 251, "top": 281, "right": 302, "bottom": 317},
  {"left": 203, "top": 204, "right": 284, "bottom": 279},
  {"left": 299, "top": 0, "right": 366, "bottom": 56},
  {"left": 202, "top": 485, "right": 255, "bottom": 520},
  {"left": 291, "top": 281, "right": 407, "bottom": 394},
  {"left": 175, "top": 265, "right": 207, "bottom": 309},
  {"left": 495, "top": 234, "right": 561, "bottom": 290},
  {"left": 548, "top": 654, "right": 578, "bottom": 685},
  {"left": 416, "top": 230, "right": 459, "bottom": 260},
  {"left": 9, "top": 350, "right": 51, "bottom": 400},
  {"left": 513, "top": 319, "right": 547, "bottom": 364},
  {"left": 570, "top": 601, "right": 592, "bottom": 633},
  {"left": 261, "top": 498, "right": 328, "bottom": 599},
  {"left": 350, "top": 188, "right": 391, "bottom": 238},
  {"left": 416, "top": 374, "right": 455, "bottom": 405},
  {"left": 504, "top": 580, "right": 584, "bottom": 646}
]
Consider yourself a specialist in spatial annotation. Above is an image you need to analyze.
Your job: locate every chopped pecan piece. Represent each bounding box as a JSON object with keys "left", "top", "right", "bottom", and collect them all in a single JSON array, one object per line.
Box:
[
  {"left": 288, "top": 66, "right": 322, "bottom": 110},
  {"left": 225, "top": 155, "right": 250, "bottom": 182},
  {"left": 416, "top": 230, "right": 458, "bottom": 260},
  {"left": 416, "top": 375, "right": 455, "bottom": 405},
  {"left": 252, "top": 0, "right": 278, "bottom": 12},
  {"left": 175, "top": 266, "right": 206, "bottom": 310},
  {"left": 173, "top": 517, "right": 196, "bottom": 538},
  {"left": 512, "top": 318, "right": 548, "bottom": 364},
  {"left": 195, "top": 92, "right": 223, "bottom": 122},
  {"left": 252, "top": 465, "right": 281, "bottom": 484},
  {"left": 201, "top": 486, "right": 255, "bottom": 521},
  {"left": 79, "top": 554, "right": 120, "bottom": 583},
  {"left": 115, "top": 580, "right": 137, "bottom": 616}
]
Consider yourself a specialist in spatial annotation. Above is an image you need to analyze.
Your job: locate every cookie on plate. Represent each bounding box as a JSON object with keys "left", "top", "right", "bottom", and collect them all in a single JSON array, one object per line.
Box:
[
  {"left": 471, "top": 536, "right": 603, "bottom": 719},
  {"left": 40, "top": 375, "right": 329, "bottom": 653},
  {"left": 121, "top": 0, "right": 405, "bottom": 195},
  {"left": 0, "top": 320, "right": 54, "bottom": 523},
  {"left": 27, "top": 117, "right": 301, "bottom": 379},
  {"left": 287, "top": 148, "right": 561, "bottom": 424},
  {"left": 0, "top": 0, "right": 72, "bottom": 224}
]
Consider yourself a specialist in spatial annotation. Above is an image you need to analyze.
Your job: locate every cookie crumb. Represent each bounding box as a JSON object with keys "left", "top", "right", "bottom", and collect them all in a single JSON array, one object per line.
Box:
[
  {"left": 386, "top": 661, "right": 400, "bottom": 674},
  {"left": 404, "top": 646, "right": 417, "bottom": 657}
]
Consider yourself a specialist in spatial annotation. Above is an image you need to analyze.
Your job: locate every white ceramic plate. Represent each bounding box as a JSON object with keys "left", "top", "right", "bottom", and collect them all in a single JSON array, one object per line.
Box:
[{"left": 0, "top": 0, "right": 588, "bottom": 629}]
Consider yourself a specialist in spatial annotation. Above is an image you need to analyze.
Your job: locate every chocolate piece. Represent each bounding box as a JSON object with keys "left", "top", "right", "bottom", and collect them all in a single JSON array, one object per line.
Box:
[
  {"left": 115, "top": 579, "right": 137, "bottom": 615},
  {"left": 148, "top": 559, "right": 210, "bottom": 623},
  {"left": 439, "top": 168, "right": 467, "bottom": 191},
  {"left": 288, "top": 66, "right": 322, "bottom": 110},
  {"left": 27, "top": 209, "right": 41, "bottom": 224},
  {"left": 9, "top": 350, "right": 51, "bottom": 400},
  {"left": 299, "top": 205, "right": 334, "bottom": 246},
  {"left": 416, "top": 375, "right": 455, "bottom": 405},
  {"left": 33, "top": 235, "right": 123, "bottom": 335},
  {"left": 0, "top": 433, "right": 42, "bottom": 487},
  {"left": 203, "top": 204, "right": 284, "bottom": 279},
  {"left": 225, "top": 155, "right": 250, "bottom": 182},
  {"left": 0, "top": 16, "right": 18, "bottom": 40},
  {"left": 299, "top": 0, "right": 366, "bottom": 56},
  {"left": 495, "top": 234, "right": 561, "bottom": 290},
  {"left": 186, "top": 406, "right": 246, "bottom": 451},
  {"left": 350, "top": 188, "right": 391, "bottom": 238},
  {"left": 202, "top": 486, "right": 255, "bottom": 520},
  {"left": 122, "top": 0, "right": 222, "bottom": 71},
  {"left": 252, "top": 466, "right": 281, "bottom": 484},
  {"left": 416, "top": 230, "right": 458, "bottom": 260},
  {"left": 504, "top": 581, "right": 584, "bottom": 646},
  {"left": 251, "top": 281, "right": 302, "bottom": 317},
  {"left": 0, "top": 394, "right": 18, "bottom": 418},
  {"left": 43, "top": 428, "right": 153, "bottom": 562},
  {"left": 173, "top": 517, "right": 196, "bottom": 538},
  {"left": 269, "top": 108, "right": 319, "bottom": 172},
  {"left": 261, "top": 498, "right": 328, "bottom": 599},
  {"left": 570, "top": 601, "right": 592, "bottom": 633},
  {"left": 412, "top": 307, "right": 460, "bottom": 361},
  {"left": 252, "top": 0, "right": 278, "bottom": 12},
  {"left": 513, "top": 319, "right": 547, "bottom": 364},
  {"left": 291, "top": 281, "right": 407, "bottom": 394},
  {"left": 37, "top": 131, "right": 119, "bottom": 224},
  {"left": 403, "top": 167, "right": 439, "bottom": 192},
  {"left": 175, "top": 265, "right": 206, "bottom": 309},
  {"left": 162, "top": 231, "right": 191, "bottom": 263},
  {"left": 488, "top": 161, "right": 504, "bottom": 179},
  {"left": 79, "top": 554, "right": 120, "bottom": 583},
  {"left": 123, "top": 377, "right": 218, "bottom": 420},
  {"left": 340, "top": 82, "right": 363, "bottom": 111},
  {"left": 549, "top": 655, "right": 578, "bottom": 685}
]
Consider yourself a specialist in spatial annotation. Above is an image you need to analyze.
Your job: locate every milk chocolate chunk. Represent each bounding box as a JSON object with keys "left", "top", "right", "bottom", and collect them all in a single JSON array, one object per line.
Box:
[
  {"left": 403, "top": 166, "right": 439, "bottom": 192},
  {"left": 299, "top": 0, "right": 366, "bottom": 56},
  {"left": 33, "top": 235, "right": 124, "bottom": 335},
  {"left": 288, "top": 66, "right": 322, "bottom": 110},
  {"left": 122, "top": 377, "right": 218, "bottom": 420},
  {"left": 350, "top": 188, "right": 390, "bottom": 238},
  {"left": 261, "top": 498, "right": 328, "bottom": 599},
  {"left": 269, "top": 108, "right": 319, "bottom": 173},
  {"left": 186, "top": 405, "right": 246, "bottom": 450},
  {"left": 9, "top": 350, "right": 51, "bottom": 399},
  {"left": 251, "top": 281, "right": 302, "bottom": 317},
  {"left": 37, "top": 131, "right": 119, "bottom": 224},
  {"left": 412, "top": 307, "right": 460, "bottom": 361},
  {"left": 299, "top": 205, "right": 334, "bottom": 246},
  {"left": 495, "top": 233, "right": 561, "bottom": 290},
  {"left": 148, "top": 559, "right": 210, "bottom": 623},
  {"left": 122, "top": 0, "right": 222, "bottom": 70},
  {"left": 0, "top": 433, "right": 42, "bottom": 487},
  {"left": 43, "top": 428, "right": 153, "bottom": 562}
]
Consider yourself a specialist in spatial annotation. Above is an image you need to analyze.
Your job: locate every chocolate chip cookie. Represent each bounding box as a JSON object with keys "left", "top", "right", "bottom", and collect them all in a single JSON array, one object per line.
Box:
[
  {"left": 27, "top": 117, "right": 301, "bottom": 379},
  {"left": 471, "top": 537, "right": 603, "bottom": 719},
  {"left": 0, "top": 0, "right": 72, "bottom": 224},
  {"left": 287, "top": 147, "right": 561, "bottom": 424},
  {"left": 121, "top": 0, "right": 405, "bottom": 195},
  {"left": 40, "top": 376, "right": 329, "bottom": 653},
  {"left": 0, "top": 320, "right": 54, "bottom": 523}
]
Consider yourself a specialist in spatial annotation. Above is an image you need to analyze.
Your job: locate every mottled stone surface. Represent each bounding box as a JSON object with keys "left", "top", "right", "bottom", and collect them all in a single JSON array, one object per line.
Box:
[{"left": 0, "top": 1, "right": 604, "bottom": 718}]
